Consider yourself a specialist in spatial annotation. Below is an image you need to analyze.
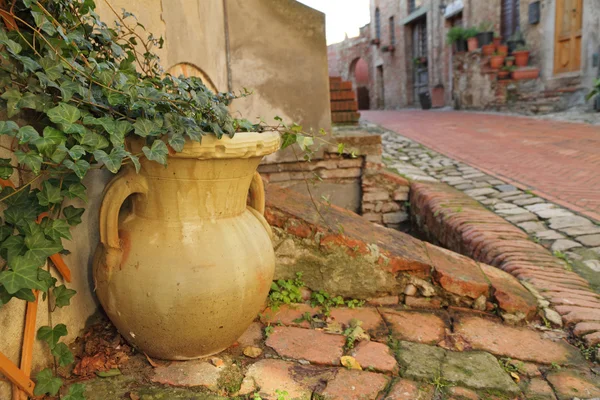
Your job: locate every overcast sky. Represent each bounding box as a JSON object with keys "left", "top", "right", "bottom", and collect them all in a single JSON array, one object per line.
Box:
[{"left": 297, "top": 0, "right": 371, "bottom": 45}]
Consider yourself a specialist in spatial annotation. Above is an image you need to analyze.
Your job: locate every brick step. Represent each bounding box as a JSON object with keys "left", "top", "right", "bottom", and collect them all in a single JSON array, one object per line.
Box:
[
  {"left": 329, "top": 76, "right": 342, "bottom": 83},
  {"left": 331, "top": 100, "right": 358, "bottom": 112},
  {"left": 331, "top": 91, "right": 356, "bottom": 101},
  {"left": 332, "top": 111, "right": 361, "bottom": 124},
  {"left": 330, "top": 80, "right": 353, "bottom": 91}
]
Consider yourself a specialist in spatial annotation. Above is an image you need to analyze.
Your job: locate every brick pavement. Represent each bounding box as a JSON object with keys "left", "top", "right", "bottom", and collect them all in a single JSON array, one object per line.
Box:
[{"left": 362, "top": 110, "right": 600, "bottom": 222}]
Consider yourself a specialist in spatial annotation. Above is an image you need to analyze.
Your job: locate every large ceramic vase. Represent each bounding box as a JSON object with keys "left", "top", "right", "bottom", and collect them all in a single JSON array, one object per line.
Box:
[{"left": 93, "top": 131, "right": 280, "bottom": 360}]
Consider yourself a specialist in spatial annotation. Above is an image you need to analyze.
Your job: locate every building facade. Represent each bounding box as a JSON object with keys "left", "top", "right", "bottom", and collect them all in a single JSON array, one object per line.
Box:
[{"left": 328, "top": 0, "right": 600, "bottom": 112}]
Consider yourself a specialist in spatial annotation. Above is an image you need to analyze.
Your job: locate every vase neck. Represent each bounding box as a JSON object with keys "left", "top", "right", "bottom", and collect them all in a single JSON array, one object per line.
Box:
[{"left": 131, "top": 157, "right": 262, "bottom": 221}]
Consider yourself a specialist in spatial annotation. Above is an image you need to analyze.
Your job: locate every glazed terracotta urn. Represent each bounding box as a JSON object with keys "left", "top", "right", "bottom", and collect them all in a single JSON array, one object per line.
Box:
[{"left": 93, "top": 131, "right": 280, "bottom": 360}]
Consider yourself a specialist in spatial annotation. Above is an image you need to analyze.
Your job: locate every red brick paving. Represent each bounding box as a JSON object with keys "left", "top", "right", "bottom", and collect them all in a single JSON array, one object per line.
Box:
[{"left": 363, "top": 110, "right": 600, "bottom": 222}]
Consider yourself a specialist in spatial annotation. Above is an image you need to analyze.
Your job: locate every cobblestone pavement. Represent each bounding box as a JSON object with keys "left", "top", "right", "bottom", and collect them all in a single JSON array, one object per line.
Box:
[
  {"left": 362, "top": 110, "right": 600, "bottom": 222},
  {"left": 358, "top": 115, "right": 600, "bottom": 293},
  {"left": 75, "top": 304, "right": 600, "bottom": 400}
]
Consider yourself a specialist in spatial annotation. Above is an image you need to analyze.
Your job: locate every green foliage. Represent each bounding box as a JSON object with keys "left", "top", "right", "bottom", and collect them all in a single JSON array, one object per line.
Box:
[
  {"left": 34, "top": 368, "right": 63, "bottom": 396},
  {"left": 446, "top": 26, "right": 466, "bottom": 45},
  {"left": 464, "top": 27, "right": 479, "bottom": 39},
  {"left": 478, "top": 21, "right": 494, "bottom": 32},
  {"left": 586, "top": 78, "right": 600, "bottom": 101},
  {"left": 268, "top": 272, "right": 305, "bottom": 309}
]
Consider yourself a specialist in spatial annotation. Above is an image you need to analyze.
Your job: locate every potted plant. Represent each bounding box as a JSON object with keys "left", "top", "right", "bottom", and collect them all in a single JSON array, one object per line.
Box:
[
  {"left": 498, "top": 66, "right": 515, "bottom": 80},
  {"left": 513, "top": 45, "right": 531, "bottom": 67},
  {"left": 493, "top": 33, "right": 502, "bottom": 48},
  {"left": 497, "top": 44, "right": 509, "bottom": 56},
  {"left": 505, "top": 56, "right": 515, "bottom": 67},
  {"left": 465, "top": 27, "right": 480, "bottom": 51},
  {"left": 476, "top": 21, "right": 494, "bottom": 47},
  {"left": 585, "top": 78, "right": 600, "bottom": 112},
  {"left": 512, "top": 67, "right": 540, "bottom": 80},
  {"left": 490, "top": 52, "right": 506, "bottom": 69},
  {"left": 447, "top": 26, "right": 468, "bottom": 53},
  {"left": 0, "top": 0, "right": 290, "bottom": 365},
  {"left": 482, "top": 43, "right": 495, "bottom": 56},
  {"left": 371, "top": 38, "right": 381, "bottom": 45},
  {"left": 382, "top": 45, "right": 396, "bottom": 52},
  {"left": 507, "top": 30, "right": 525, "bottom": 54}
]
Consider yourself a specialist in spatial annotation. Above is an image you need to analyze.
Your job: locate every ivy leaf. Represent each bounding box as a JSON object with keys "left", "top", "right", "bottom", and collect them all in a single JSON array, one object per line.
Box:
[
  {"left": 63, "top": 383, "right": 85, "bottom": 400},
  {"left": 15, "top": 150, "right": 42, "bottom": 174},
  {"left": 296, "top": 135, "right": 314, "bottom": 151},
  {"left": 13, "top": 287, "right": 36, "bottom": 302},
  {"left": 128, "top": 153, "right": 141, "bottom": 173},
  {"left": 18, "top": 93, "right": 43, "bottom": 110},
  {"left": 59, "top": 80, "right": 80, "bottom": 102},
  {"left": 62, "top": 182, "right": 87, "bottom": 202},
  {"left": 37, "top": 268, "right": 57, "bottom": 290},
  {"left": 1, "top": 235, "right": 27, "bottom": 260},
  {"left": 63, "top": 159, "right": 90, "bottom": 179},
  {"left": 280, "top": 132, "right": 296, "bottom": 149},
  {"left": 16, "top": 125, "right": 40, "bottom": 144},
  {"left": 47, "top": 103, "right": 81, "bottom": 126},
  {"left": 0, "top": 251, "right": 47, "bottom": 294},
  {"left": 133, "top": 118, "right": 162, "bottom": 137},
  {"left": 142, "top": 140, "right": 168, "bottom": 165},
  {"left": 39, "top": 56, "right": 64, "bottom": 81},
  {"left": 0, "top": 224, "right": 13, "bottom": 242},
  {"left": 1, "top": 89, "right": 22, "bottom": 117},
  {"left": 53, "top": 285, "right": 76, "bottom": 308},
  {"left": 24, "top": 230, "right": 62, "bottom": 264},
  {"left": 31, "top": 11, "right": 57, "bottom": 35},
  {"left": 0, "top": 158, "right": 13, "bottom": 179},
  {"left": 34, "top": 368, "right": 63, "bottom": 396},
  {"left": 80, "top": 130, "right": 109, "bottom": 151},
  {"left": 0, "top": 120, "right": 19, "bottom": 136},
  {"left": 93, "top": 146, "right": 126, "bottom": 173},
  {"left": 5, "top": 39, "right": 22, "bottom": 55},
  {"left": 51, "top": 342, "right": 74, "bottom": 366},
  {"left": 43, "top": 219, "right": 72, "bottom": 241},
  {"left": 49, "top": 146, "right": 68, "bottom": 164},
  {"left": 63, "top": 206, "right": 85, "bottom": 226},
  {"left": 37, "top": 324, "right": 68, "bottom": 349},
  {"left": 34, "top": 127, "right": 65, "bottom": 156},
  {"left": 168, "top": 133, "right": 185, "bottom": 152},
  {"left": 65, "top": 144, "right": 86, "bottom": 160},
  {"left": 14, "top": 55, "right": 41, "bottom": 73},
  {"left": 37, "top": 181, "right": 63, "bottom": 206}
]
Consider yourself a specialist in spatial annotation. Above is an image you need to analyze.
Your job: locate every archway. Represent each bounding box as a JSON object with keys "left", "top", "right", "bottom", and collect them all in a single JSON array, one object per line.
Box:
[
  {"left": 350, "top": 57, "right": 370, "bottom": 110},
  {"left": 166, "top": 63, "right": 218, "bottom": 93}
]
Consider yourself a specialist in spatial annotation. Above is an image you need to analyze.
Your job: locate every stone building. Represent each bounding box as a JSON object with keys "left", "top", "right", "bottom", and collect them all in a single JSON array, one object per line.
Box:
[{"left": 328, "top": 0, "right": 600, "bottom": 112}]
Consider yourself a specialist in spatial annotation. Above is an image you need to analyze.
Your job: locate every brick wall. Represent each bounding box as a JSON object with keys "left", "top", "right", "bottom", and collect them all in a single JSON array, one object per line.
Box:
[{"left": 330, "top": 77, "right": 361, "bottom": 124}]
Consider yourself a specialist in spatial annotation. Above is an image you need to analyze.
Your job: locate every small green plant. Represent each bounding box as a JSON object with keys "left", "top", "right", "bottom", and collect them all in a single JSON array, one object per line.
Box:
[
  {"left": 430, "top": 375, "right": 452, "bottom": 393},
  {"left": 552, "top": 250, "right": 573, "bottom": 271},
  {"left": 574, "top": 339, "right": 600, "bottom": 361},
  {"left": 515, "top": 44, "right": 530, "bottom": 52},
  {"left": 501, "top": 66, "right": 516, "bottom": 72},
  {"left": 464, "top": 27, "right": 479, "bottom": 39},
  {"left": 499, "top": 357, "right": 523, "bottom": 374},
  {"left": 275, "top": 389, "right": 290, "bottom": 400},
  {"left": 268, "top": 272, "right": 305, "bottom": 309},
  {"left": 478, "top": 21, "right": 494, "bottom": 32},
  {"left": 586, "top": 78, "right": 600, "bottom": 101},
  {"left": 264, "top": 325, "right": 274, "bottom": 338},
  {"left": 446, "top": 26, "right": 466, "bottom": 45},
  {"left": 551, "top": 362, "right": 562, "bottom": 371},
  {"left": 342, "top": 319, "right": 367, "bottom": 350}
]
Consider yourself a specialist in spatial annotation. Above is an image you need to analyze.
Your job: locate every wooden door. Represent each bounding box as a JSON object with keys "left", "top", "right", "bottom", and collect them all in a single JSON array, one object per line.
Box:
[{"left": 554, "top": 0, "right": 583, "bottom": 74}]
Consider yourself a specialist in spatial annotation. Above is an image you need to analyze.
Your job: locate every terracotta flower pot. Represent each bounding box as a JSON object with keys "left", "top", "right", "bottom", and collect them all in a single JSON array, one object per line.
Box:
[
  {"left": 93, "top": 132, "right": 280, "bottom": 360},
  {"left": 513, "top": 50, "right": 530, "bottom": 67},
  {"left": 490, "top": 55, "right": 505, "bottom": 69},
  {"left": 506, "top": 59, "right": 514, "bottom": 67},
  {"left": 467, "top": 37, "right": 479, "bottom": 52},
  {"left": 493, "top": 37, "right": 502, "bottom": 47},
  {"left": 512, "top": 68, "right": 539, "bottom": 80},
  {"left": 482, "top": 44, "right": 495, "bottom": 56},
  {"left": 496, "top": 45, "right": 508, "bottom": 56},
  {"left": 498, "top": 70, "right": 510, "bottom": 80}
]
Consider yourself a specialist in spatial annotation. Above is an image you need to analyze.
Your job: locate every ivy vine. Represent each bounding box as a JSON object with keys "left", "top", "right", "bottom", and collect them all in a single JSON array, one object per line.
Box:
[{"left": 0, "top": 0, "right": 343, "bottom": 397}]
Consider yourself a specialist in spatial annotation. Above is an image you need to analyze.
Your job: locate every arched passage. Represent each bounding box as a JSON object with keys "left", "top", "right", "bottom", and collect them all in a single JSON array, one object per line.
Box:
[
  {"left": 350, "top": 57, "right": 370, "bottom": 110},
  {"left": 166, "top": 63, "right": 218, "bottom": 93}
]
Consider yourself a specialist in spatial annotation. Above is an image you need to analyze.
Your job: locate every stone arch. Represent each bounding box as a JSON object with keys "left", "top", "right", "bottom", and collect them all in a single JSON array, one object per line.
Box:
[
  {"left": 166, "top": 62, "right": 218, "bottom": 93},
  {"left": 349, "top": 57, "right": 370, "bottom": 110}
]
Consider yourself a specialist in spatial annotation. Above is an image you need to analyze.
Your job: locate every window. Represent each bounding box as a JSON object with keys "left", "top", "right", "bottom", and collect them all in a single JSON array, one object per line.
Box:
[
  {"left": 389, "top": 16, "right": 395, "bottom": 45},
  {"left": 409, "top": 0, "right": 416, "bottom": 13},
  {"left": 375, "top": 8, "right": 381, "bottom": 40},
  {"left": 501, "top": 0, "right": 520, "bottom": 39}
]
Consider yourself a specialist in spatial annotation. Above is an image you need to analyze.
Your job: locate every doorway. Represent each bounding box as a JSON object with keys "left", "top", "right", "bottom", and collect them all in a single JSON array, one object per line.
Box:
[
  {"left": 554, "top": 0, "right": 583, "bottom": 74},
  {"left": 412, "top": 19, "right": 429, "bottom": 105}
]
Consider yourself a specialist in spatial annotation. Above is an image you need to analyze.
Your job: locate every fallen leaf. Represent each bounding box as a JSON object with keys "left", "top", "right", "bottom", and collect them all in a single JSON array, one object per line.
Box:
[
  {"left": 144, "top": 352, "right": 160, "bottom": 368},
  {"left": 95, "top": 368, "right": 121, "bottom": 378},
  {"left": 510, "top": 372, "right": 520, "bottom": 383},
  {"left": 243, "top": 346, "right": 263, "bottom": 359},
  {"left": 128, "top": 392, "right": 140, "bottom": 400},
  {"left": 340, "top": 356, "right": 362, "bottom": 370}
]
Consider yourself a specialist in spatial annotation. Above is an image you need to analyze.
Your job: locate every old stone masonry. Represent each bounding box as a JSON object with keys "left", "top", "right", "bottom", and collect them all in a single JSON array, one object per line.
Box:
[{"left": 371, "top": 123, "right": 600, "bottom": 294}]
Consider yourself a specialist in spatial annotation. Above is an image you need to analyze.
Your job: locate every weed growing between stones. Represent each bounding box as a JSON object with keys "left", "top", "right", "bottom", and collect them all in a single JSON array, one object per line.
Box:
[
  {"left": 573, "top": 339, "right": 599, "bottom": 363},
  {"left": 429, "top": 375, "right": 452, "bottom": 395}
]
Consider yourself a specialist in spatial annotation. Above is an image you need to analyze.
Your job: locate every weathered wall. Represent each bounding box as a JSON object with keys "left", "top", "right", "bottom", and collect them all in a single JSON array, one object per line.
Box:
[
  {"left": 228, "top": 0, "right": 331, "bottom": 164},
  {"left": 1, "top": 1, "right": 330, "bottom": 396}
]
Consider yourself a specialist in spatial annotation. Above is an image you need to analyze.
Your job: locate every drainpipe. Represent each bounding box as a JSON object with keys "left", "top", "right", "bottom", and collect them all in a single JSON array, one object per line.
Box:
[{"left": 222, "top": 0, "right": 233, "bottom": 93}]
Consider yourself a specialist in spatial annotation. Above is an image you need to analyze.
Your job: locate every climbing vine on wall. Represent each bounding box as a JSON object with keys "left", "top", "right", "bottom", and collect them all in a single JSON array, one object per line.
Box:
[{"left": 0, "top": 0, "right": 342, "bottom": 397}]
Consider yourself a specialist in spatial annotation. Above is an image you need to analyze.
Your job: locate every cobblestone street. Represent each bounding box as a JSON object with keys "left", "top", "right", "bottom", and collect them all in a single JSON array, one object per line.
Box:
[
  {"left": 362, "top": 110, "right": 600, "bottom": 222},
  {"left": 361, "top": 110, "right": 600, "bottom": 292}
]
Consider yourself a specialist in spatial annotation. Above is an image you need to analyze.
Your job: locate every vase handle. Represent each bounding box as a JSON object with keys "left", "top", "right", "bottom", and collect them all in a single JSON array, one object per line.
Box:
[
  {"left": 97, "top": 167, "right": 148, "bottom": 275},
  {"left": 247, "top": 171, "right": 272, "bottom": 239}
]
